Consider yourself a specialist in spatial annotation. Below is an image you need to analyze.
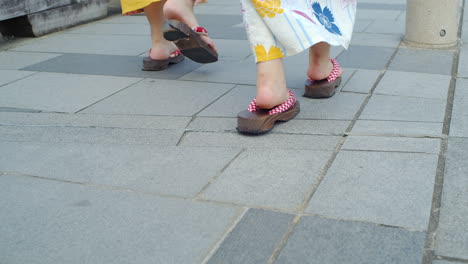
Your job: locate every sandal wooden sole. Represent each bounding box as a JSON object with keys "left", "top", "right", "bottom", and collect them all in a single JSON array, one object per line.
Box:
[
  {"left": 142, "top": 53, "right": 184, "bottom": 71},
  {"left": 304, "top": 76, "right": 342, "bottom": 98},
  {"left": 237, "top": 101, "right": 300, "bottom": 134},
  {"left": 164, "top": 22, "right": 218, "bottom": 64}
]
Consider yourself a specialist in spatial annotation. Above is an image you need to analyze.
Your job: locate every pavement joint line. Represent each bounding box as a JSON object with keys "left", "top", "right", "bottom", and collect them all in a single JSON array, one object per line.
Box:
[
  {"left": 267, "top": 38, "right": 403, "bottom": 263},
  {"left": 422, "top": 14, "right": 465, "bottom": 264},
  {"left": 299, "top": 212, "right": 427, "bottom": 233},
  {"left": 4, "top": 170, "right": 305, "bottom": 215},
  {"left": 74, "top": 77, "right": 145, "bottom": 114},
  {"left": 0, "top": 71, "right": 39, "bottom": 88},
  {"left": 200, "top": 207, "right": 249, "bottom": 264},
  {"left": 357, "top": 118, "right": 444, "bottom": 124},
  {"left": 0, "top": 123, "right": 187, "bottom": 132},
  {"left": 340, "top": 149, "right": 442, "bottom": 155},
  {"left": 345, "top": 133, "right": 447, "bottom": 139},
  {"left": 434, "top": 255, "right": 468, "bottom": 263},
  {"left": 190, "top": 84, "right": 239, "bottom": 119},
  {"left": 193, "top": 148, "right": 245, "bottom": 199}
]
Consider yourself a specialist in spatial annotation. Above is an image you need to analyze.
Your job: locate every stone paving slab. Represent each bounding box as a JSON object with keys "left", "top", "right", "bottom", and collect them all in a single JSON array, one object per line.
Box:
[
  {"left": 0, "top": 112, "right": 190, "bottom": 130},
  {"left": 341, "top": 69, "right": 381, "bottom": 94},
  {"left": 435, "top": 138, "right": 468, "bottom": 260},
  {"left": 0, "top": 174, "right": 241, "bottom": 264},
  {"left": 197, "top": 85, "right": 255, "bottom": 117},
  {"left": 450, "top": 79, "right": 468, "bottom": 137},
  {"left": 23, "top": 53, "right": 202, "bottom": 79},
  {"left": 0, "top": 126, "right": 183, "bottom": 146},
  {"left": 207, "top": 209, "right": 294, "bottom": 264},
  {"left": 64, "top": 21, "right": 151, "bottom": 36},
  {"left": 296, "top": 92, "right": 367, "bottom": 120},
  {"left": 350, "top": 33, "right": 401, "bottom": 48},
  {"left": 187, "top": 117, "right": 350, "bottom": 135},
  {"left": 364, "top": 19, "right": 405, "bottom": 35},
  {"left": 433, "top": 261, "right": 466, "bottom": 264},
  {"left": 352, "top": 19, "right": 373, "bottom": 33},
  {"left": 82, "top": 79, "right": 235, "bottom": 116},
  {"left": 374, "top": 71, "right": 451, "bottom": 99},
  {"left": 351, "top": 120, "right": 444, "bottom": 137},
  {"left": 0, "top": 70, "right": 36, "bottom": 86},
  {"left": 337, "top": 46, "right": 396, "bottom": 70},
  {"left": 356, "top": 9, "right": 403, "bottom": 20},
  {"left": 0, "top": 142, "right": 239, "bottom": 197},
  {"left": 361, "top": 94, "right": 446, "bottom": 122},
  {"left": 306, "top": 151, "right": 438, "bottom": 230},
  {"left": 200, "top": 149, "right": 333, "bottom": 211},
  {"left": 180, "top": 132, "right": 341, "bottom": 150},
  {"left": 277, "top": 215, "right": 425, "bottom": 264},
  {"left": 180, "top": 59, "right": 256, "bottom": 86},
  {"left": 0, "top": 72, "right": 141, "bottom": 113},
  {"left": 12, "top": 34, "right": 149, "bottom": 56},
  {"left": 457, "top": 47, "right": 468, "bottom": 78},
  {"left": 389, "top": 47, "right": 455, "bottom": 75},
  {"left": 0, "top": 51, "right": 61, "bottom": 70},
  {"left": 342, "top": 136, "right": 441, "bottom": 153}
]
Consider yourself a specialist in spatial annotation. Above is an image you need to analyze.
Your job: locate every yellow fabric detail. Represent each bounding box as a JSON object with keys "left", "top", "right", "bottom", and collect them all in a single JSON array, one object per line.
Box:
[
  {"left": 120, "top": 0, "right": 160, "bottom": 15},
  {"left": 251, "top": 0, "right": 284, "bottom": 18},
  {"left": 254, "top": 45, "right": 285, "bottom": 62}
]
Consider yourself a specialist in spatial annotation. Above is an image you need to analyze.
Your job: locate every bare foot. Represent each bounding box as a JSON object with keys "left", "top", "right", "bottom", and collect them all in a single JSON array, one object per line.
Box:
[
  {"left": 149, "top": 40, "right": 180, "bottom": 60},
  {"left": 255, "top": 59, "right": 289, "bottom": 109},
  {"left": 163, "top": 0, "right": 217, "bottom": 51}
]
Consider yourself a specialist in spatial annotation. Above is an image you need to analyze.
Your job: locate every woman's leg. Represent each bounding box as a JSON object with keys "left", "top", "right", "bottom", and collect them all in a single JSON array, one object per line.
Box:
[
  {"left": 307, "top": 42, "right": 341, "bottom": 80},
  {"left": 255, "top": 59, "right": 290, "bottom": 109},
  {"left": 144, "top": 1, "right": 179, "bottom": 59},
  {"left": 163, "top": 0, "right": 216, "bottom": 50}
]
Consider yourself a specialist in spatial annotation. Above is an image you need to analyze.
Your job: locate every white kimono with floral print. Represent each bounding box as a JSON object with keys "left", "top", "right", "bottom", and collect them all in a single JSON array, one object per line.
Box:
[{"left": 241, "top": 0, "right": 357, "bottom": 62}]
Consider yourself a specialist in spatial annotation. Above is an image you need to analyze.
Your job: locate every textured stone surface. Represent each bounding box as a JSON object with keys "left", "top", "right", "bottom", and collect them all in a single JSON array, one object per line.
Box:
[
  {"left": 306, "top": 151, "right": 438, "bottom": 230},
  {"left": 341, "top": 69, "right": 381, "bottom": 94},
  {"left": 389, "top": 48, "right": 455, "bottom": 75},
  {"left": 342, "top": 136, "right": 441, "bottom": 153},
  {"left": 0, "top": 51, "right": 61, "bottom": 70},
  {"left": 0, "top": 72, "right": 141, "bottom": 113},
  {"left": 0, "top": 126, "right": 184, "bottom": 146},
  {"left": 0, "top": 142, "right": 239, "bottom": 197},
  {"left": 207, "top": 209, "right": 293, "bottom": 264},
  {"left": 200, "top": 149, "right": 332, "bottom": 210},
  {"left": 351, "top": 120, "right": 443, "bottom": 137},
  {"left": 375, "top": 71, "right": 451, "bottom": 99},
  {"left": 82, "top": 79, "right": 235, "bottom": 116},
  {"left": 337, "top": 46, "right": 396, "bottom": 70},
  {"left": 0, "top": 70, "right": 36, "bottom": 86},
  {"left": 0, "top": 112, "right": 191, "bottom": 130},
  {"left": 12, "top": 34, "right": 149, "bottom": 56},
  {"left": 435, "top": 138, "right": 468, "bottom": 260},
  {"left": 350, "top": 32, "right": 402, "bottom": 48},
  {"left": 23, "top": 53, "right": 202, "bottom": 80},
  {"left": 296, "top": 92, "right": 367, "bottom": 120},
  {"left": 0, "top": 175, "right": 240, "bottom": 264},
  {"left": 180, "top": 132, "right": 340, "bottom": 150},
  {"left": 361, "top": 94, "right": 446, "bottom": 122},
  {"left": 277, "top": 215, "right": 426, "bottom": 264},
  {"left": 450, "top": 79, "right": 468, "bottom": 137},
  {"left": 459, "top": 47, "right": 468, "bottom": 78}
]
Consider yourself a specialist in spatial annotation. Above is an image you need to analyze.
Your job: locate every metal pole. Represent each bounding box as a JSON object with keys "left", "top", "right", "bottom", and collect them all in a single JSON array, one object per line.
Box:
[{"left": 405, "top": 0, "right": 461, "bottom": 48}]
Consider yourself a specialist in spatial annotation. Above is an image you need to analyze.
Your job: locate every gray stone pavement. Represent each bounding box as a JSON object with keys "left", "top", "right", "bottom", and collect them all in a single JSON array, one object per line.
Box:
[{"left": 0, "top": 0, "right": 467, "bottom": 263}]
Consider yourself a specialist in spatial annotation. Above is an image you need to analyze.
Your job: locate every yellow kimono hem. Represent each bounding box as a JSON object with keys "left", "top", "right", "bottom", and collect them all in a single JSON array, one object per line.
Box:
[{"left": 120, "top": 0, "right": 160, "bottom": 15}]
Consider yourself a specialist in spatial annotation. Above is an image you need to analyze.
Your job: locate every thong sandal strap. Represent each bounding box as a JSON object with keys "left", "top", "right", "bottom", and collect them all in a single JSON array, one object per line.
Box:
[{"left": 247, "top": 90, "right": 297, "bottom": 115}]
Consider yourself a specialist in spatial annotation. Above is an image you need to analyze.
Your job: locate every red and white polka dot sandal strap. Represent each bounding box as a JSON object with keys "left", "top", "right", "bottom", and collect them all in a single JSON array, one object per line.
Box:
[
  {"left": 193, "top": 26, "right": 209, "bottom": 36},
  {"left": 327, "top": 58, "right": 341, "bottom": 83},
  {"left": 247, "top": 90, "right": 297, "bottom": 115}
]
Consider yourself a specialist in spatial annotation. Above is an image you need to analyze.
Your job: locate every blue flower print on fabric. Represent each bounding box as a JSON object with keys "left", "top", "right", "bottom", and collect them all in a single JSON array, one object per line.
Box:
[{"left": 312, "top": 2, "right": 342, "bottom": 36}]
